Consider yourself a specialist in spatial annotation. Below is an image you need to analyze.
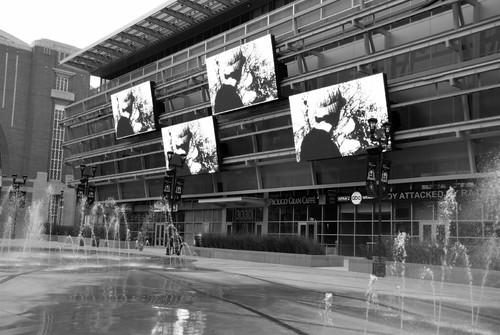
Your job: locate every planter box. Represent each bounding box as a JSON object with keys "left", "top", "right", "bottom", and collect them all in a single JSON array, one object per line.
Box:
[
  {"left": 100, "top": 240, "right": 134, "bottom": 249},
  {"left": 348, "top": 258, "right": 376, "bottom": 274},
  {"left": 389, "top": 262, "right": 500, "bottom": 288},
  {"left": 191, "top": 247, "right": 344, "bottom": 267},
  {"left": 346, "top": 258, "right": 500, "bottom": 288},
  {"left": 39, "top": 234, "right": 59, "bottom": 241}
]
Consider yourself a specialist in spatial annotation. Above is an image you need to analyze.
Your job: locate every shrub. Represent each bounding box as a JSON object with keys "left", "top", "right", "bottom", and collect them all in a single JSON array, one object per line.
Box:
[
  {"left": 383, "top": 234, "right": 500, "bottom": 271},
  {"left": 201, "top": 233, "right": 325, "bottom": 255}
]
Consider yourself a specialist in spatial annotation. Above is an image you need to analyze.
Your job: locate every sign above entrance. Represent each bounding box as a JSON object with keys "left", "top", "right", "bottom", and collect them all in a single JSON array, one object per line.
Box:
[
  {"left": 337, "top": 193, "right": 374, "bottom": 203},
  {"left": 269, "top": 195, "right": 317, "bottom": 206}
]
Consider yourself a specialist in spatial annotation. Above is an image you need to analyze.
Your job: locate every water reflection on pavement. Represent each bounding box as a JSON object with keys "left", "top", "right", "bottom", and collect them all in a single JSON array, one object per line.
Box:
[
  {"left": 0, "top": 266, "right": 317, "bottom": 335},
  {"left": 2, "top": 248, "right": 500, "bottom": 335}
]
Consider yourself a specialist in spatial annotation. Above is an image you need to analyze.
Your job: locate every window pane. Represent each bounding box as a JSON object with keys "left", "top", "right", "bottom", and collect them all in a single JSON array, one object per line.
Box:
[{"left": 413, "top": 202, "right": 433, "bottom": 220}]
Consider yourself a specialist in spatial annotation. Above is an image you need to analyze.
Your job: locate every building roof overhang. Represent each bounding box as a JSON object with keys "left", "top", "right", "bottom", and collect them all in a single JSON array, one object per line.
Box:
[{"left": 59, "top": 0, "right": 250, "bottom": 78}]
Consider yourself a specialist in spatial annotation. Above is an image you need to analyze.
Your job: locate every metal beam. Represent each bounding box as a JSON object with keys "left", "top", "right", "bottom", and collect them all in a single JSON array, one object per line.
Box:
[
  {"left": 117, "top": 32, "right": 149, "bottom": 46},
  {"left": 93, "top": 45, "right": 124, "bottom": 58},
  {"left": 86, "top": 52, "right": 111, "bottom": 63},
  {"left": 132, "top": 25, "right": 165, "bottom": 40},
  {"left": 107, "top": 38, "right": 138, "bottom": 52},
  {"left": 160, "top": 8, "right": 196, "bottom": 24},
  {"left": 145, "top": 16, "right": 180, "bottom": 33},
  {"left": 213, "top": 0, "right": 231, "bottom": 6},
  {"left": 177, "top": 0, "right": 213, "bottom": 16}
]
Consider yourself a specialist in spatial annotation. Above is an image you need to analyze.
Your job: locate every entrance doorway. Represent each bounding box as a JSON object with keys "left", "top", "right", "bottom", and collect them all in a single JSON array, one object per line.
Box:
[
  {"left": 155, "top": 223, "right": 165, "bottom": 246},
  {"left": 232, "top": 222, "right": 255, "bottom": 234},
  {"left": 298, "top": 221, "right": 316, "bottom": 240},
  {"left": 420, "top": 221, "right": 446, "bottom": 244}
]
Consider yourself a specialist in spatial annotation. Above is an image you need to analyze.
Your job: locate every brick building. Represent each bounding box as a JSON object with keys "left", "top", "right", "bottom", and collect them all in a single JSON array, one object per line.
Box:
[{"left": 0, "top": 30, "right": 90, "bottom": 237}]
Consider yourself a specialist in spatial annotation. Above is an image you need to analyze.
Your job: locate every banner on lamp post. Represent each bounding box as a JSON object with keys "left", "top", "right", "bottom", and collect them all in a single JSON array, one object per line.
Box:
[
  {"left": 173, "top": 178, "right": 184, "bottom": 203},
  {"left": 162, "top": 169, "right": 176, "bottom": 201},
  {"left": 76, "top": 184, "right": 86, "bottom": 201},
  {"left": 380, "top": 160, "right": 391, "bottom": 196},
  {"left": 86, "top": 186, "right": 96, "bottom": 206},
  {"left": 366, "top": 157, "right": 378, "bottom": 197}
]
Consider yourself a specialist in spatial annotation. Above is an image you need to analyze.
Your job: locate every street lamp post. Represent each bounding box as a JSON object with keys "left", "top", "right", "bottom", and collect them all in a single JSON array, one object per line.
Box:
[
  {"left": 78, "top": 164, "right": 97, "bottom": 225},
  {"left": 163, "top": 152, "right": 187, "bottom": 211},
  {"left": 79, "top": 164, "right": 97, "bottom": 197},
  {"left": 11, "top": 174, "right": 28, "bottom": 239},
  {"left": 58, "top": 190, "right": 64, "bottom": 229},
  {"left": 162, "top": 152, "right": 186, "bottom": 254},
  {"left": 365, "top": 118, "right": 392, "bottom": 277}
]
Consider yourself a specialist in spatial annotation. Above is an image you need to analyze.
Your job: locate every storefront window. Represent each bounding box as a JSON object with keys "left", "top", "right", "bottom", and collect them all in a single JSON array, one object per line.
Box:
[
  {"left": 393, "top": 202, "right": 411, "bottom": 220},
  {"left": 458, "top": 200, "right": 482, "bottom": 220},
  {"left": 269, "top": 206, "right": 280, "bottom": 221},
  {"left": 280, "top": 206, "right": 293, "bottom": 222},
  {"left": 449, "top": 221, "right": 457, "bottom": 238},
  {"left": 340, "top": 203, "right": 354, "bottom": 220},
  {"left": 355, "top": 236, "right": 371, "bottom": 257},
  {"left": 309, "top": 204, "right": 322, "bottom": 221},
  {"left": 355, "top": 221, "right": 372, "bottom": 235},
  {"left": 323, "top": 221, "right": 337, "bottom": 234},
  {"left": 413, "top": 202, "right": 434, "bottom": 220},
  {"left": 255, "top": 207, "right": 264, "bottom": 221},
  {"left": 340, "top": 221, "right": 354, "bottom": 234},
  {"left": 374, "top": 221, "right": 391, "bottom": 235},
  {"left": 457, "top": 221, "right": 483, "bottom": 237},
  {"left": 294, "top": 205, "right": 307, "bottom": 221},
  {"left": 484, "top": 221, "right": 495, "bottom": 237},
  {"left": 412, "top": 222, "right": 420, "bottom": 236},
  {"left": 393, "top": 221, "right": 411, "bottom": 234},
  {"left": 339, "top": 236, "right": 354, "bottom": 256},
  {"left": 268, "top": 221, "right": 279, "bottom": 234},
  {"left": 322, "top": 235, "right": 337, "bottom": 245},
  {"left": 324, "top": 204, "right": 336, "bottom": 220},
  {"left": 356, "top": 202, "right": 372, "bottom": 220},
  {"left": 280, "top": 221, "right": 293, "bottom": 234}
]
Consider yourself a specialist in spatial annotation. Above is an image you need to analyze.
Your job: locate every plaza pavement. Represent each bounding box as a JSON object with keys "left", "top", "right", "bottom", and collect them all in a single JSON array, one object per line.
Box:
[{"left": 1, "top": 240, "right": 500, "bottom": 334}]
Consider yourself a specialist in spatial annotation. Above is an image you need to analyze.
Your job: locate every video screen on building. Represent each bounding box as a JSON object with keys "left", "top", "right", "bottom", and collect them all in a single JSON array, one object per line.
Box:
[
  {"left": 290, "top": 73, "right": 391, "bottom": 162},
  {"left": 206, "top": 34, "right": 279, "bottom": 114},
  {"left": 161, "top": 116, "right": 220, "bottom": 175},
  {"left": 111, "top": 81, "right": 157, "bottom": 140}
]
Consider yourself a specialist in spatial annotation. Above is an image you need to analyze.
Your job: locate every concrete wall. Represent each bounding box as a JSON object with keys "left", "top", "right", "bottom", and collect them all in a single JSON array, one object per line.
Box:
[
  {"left": 347, "top": 257, "right": 500, "bottom": 288},
  {"left": 191, "top": 247, "right": 345, "bottom": 267}
]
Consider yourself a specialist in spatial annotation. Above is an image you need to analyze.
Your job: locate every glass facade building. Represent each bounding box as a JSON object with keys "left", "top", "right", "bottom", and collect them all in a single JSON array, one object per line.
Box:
[{"left": 61, "top": 0, "right": 500, "bottom": 256}]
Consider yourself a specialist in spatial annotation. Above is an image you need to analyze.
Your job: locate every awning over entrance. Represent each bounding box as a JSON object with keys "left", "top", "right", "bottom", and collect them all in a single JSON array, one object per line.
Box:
[{"left": 198, "top": 197, "right": 266, "bottom": 207}]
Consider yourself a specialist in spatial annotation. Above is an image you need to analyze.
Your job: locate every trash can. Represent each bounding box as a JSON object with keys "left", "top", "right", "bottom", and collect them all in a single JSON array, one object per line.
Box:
[
  {"left": 366, "top": 242, "right": 377, "bottom": 259},
  {"left": 372, "top": 256, "right": 386, "bottom": 277},
  {"left": 194, "top": 233, "right": 202, "bottom": 247}
]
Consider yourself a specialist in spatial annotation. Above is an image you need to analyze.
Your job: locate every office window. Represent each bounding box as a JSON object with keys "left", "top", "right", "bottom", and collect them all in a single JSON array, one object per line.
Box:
[
  {"left": 56, "top": 76, "right": 69, "bottom": 92},
  {"left": 58, "top": 52, "right": 68, "bottom": 62},
  {"left": 49, "top": 106, "right": 65, "bottom": 181}
]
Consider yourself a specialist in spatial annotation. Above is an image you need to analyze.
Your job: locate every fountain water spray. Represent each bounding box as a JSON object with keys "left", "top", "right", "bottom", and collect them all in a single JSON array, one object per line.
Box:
[
  {"left": 449, "top": 242, "right": 475, "bottom": 327},
  {"left": 420, "top": 266, "right": 437, "bottom": 321},
  {"left": 364, "top": 274, "right": 379, "bottom": 334},
  {"left": 436, "top": 187, "right": 457, "bottom": 334},
  {"left": 390, "top": 232, "right": 407, "bottom": 333},
  {"left": 319, "top": 292, "right": 334, "bottom": 326}
]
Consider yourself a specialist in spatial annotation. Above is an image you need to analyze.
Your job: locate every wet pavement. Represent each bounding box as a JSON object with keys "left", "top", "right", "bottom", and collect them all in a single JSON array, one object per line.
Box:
[{"left": 1, "top": 241, "right": 500, "bottom": 334}]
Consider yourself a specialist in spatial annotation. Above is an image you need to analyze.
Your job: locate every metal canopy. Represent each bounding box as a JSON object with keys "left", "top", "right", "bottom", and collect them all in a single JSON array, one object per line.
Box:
[
  {"left": 60, "top": 0, "right": 248, "bottom": 77},
  {"left": 198, "top": 197, "right": 266, "bottom": 207}
]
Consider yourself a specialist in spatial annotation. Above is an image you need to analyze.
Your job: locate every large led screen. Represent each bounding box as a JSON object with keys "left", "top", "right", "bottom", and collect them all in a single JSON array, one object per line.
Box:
[
  {"left": 111, "top": 81, "right": 157, "bottom": 140},
  {"left": 290, "top": 73, "right": 391, "bottom": 162},
  {"left": 206, "top": 34, "right": 279, "bottom": 114},
  {"left": 161, "top": 116, "right": 220, "bottom": 175}
]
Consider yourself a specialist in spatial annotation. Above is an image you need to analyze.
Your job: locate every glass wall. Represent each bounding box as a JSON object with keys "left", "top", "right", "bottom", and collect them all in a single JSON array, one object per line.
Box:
[{"left": 266, "top": 183, "right": 490, "bottom": 257}]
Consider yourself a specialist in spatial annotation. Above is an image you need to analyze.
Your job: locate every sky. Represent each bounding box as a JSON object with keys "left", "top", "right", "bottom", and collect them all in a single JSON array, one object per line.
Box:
[{"left": 1, "top": 0, "right": 168, "bottom": 49}]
